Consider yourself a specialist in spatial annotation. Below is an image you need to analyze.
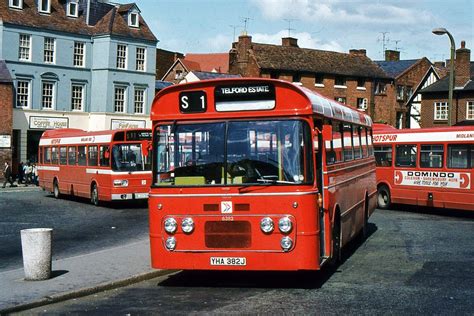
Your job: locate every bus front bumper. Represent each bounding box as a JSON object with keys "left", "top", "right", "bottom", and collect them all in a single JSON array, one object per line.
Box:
[{"left": 111, "top": 192, "right": 149, "bottom": 200}]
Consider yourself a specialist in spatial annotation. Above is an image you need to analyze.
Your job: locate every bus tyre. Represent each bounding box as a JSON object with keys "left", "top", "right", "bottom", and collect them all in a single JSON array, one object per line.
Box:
[
  {"left": 362, "top": 199, "right": 369, "bottom": 239},
  {"left": 377, "top": 185, "right": 391, "bottom": 209},
  {"left": 329, "top": 213, "right": 342, "bottom": 267},
  {"left": 91, "top": 184, "right": 99, "bottom": 206},
  {"left": 53, "top": 180, "right": 60, "bottom": 199}
]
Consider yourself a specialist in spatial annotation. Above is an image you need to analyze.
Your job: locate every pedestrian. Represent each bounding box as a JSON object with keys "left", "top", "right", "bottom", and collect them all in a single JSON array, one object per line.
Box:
[
  {"left": 2, "top": 161, "right": 14, "bottom": 188},
  {"left": 17, "top": 161, "right": 24, "bottom": 184},
  {"left": 24, "top": 161, "right": 32, "bottom": 186},
  {"left": 32, "top": 164, "right": 38, "bottom": 186}
]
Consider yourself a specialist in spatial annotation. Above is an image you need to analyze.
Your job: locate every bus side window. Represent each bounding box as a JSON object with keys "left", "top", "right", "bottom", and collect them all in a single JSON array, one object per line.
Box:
[
  {"left": 374, "top": 145, "right": 393, "bottom": 167},
  {"left": 44, "top": 147, "right": 52, "bottom": 164},
  {"left": 343, "top": 123, "right": 353, "bottom": 161},
  {"left": 88, "top": 145, "right": 98, "bottom": 166},
  {"left": 353, "top": 125, "right": 362, "bottom": 159},
  {"left": 59, "top": 146, "right": 67, "bottom": 165},
  {"left": 448, "top": 144, "right": 469, "bottom": 169},
  {"left": 51, "top": 147, "right": 59, "bottom": 165},
  {"left": 395, "top": 144, "right": 417, "bottom": 167},
  {"left": 78, "top": 146, "right": 87, "bottom": 166},
  {"left": 68, "top": 146, "right": 76, "bottom": 165},
  {"left": 420, "top": 145, "right": 444, "bottom": 168},
  {"left": 361, "top": 127, "right": 368, "bottom": 157},
  {"left": 100, "top": 145, "right": 110, "bottom": 167}
]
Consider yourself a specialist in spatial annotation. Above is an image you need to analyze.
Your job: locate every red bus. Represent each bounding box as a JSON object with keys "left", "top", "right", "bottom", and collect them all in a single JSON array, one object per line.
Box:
[
  {"left": 38, "top": 128, "right": 152, "bottom": 205},
  {"left": 374, "top": 124, "right": 474, "bottom": 211},
  {"left": 149, "top": 78, "right": 377, "bottom": 271}
]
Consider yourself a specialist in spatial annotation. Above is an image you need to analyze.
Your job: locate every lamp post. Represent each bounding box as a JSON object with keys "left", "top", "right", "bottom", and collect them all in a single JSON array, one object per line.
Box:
[{"left": 432, "top": 27, "right": 455, "bottom": 126}]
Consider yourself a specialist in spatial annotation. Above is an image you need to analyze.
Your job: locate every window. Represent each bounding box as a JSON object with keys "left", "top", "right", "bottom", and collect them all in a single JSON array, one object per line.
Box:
[
  {"left": 43, "top": 37, "right": 55, "bottom": 63},
  {"left": 78, "top": 146, "right": 87, "bottom": 166},
  {"left": 357, "top": 98, "right": 368, "bottom": 111},
  {"left": 270, "top": 71, "right": 279, "bottom": 79},
  {"left": 335, "top": 76, "right": 346, "bottom": 87},
  {"left": 395, "top": 144, "right": 417, "bottom": 167},
  {"left": 136, "top": 47, "right": 146, "bottom": 71},
  {"left": 117, "top": 44, "right": 127, "bottom": 69},
  {"left": 374, "top": 146, "right": 392, "bottom": 167},
  {"left": 88, "top": 146, "right": 98, "bottom": 166},
  {"left": 39, "top": 0, "right": 50, "bottom": 13},
  {"left": 292, "top": 73, "right": 301, "bottom": 83},
  {"left": 434, "top": 102, "right": 448, "bottom": 120},
  {"left": 51, "top": 147, "right": 58, "bottom": 164},
  {"left": 325, "top": 121, "right": 343, "bottom": 164},
  {"left": 71, "top": 84, "right": 84, "bottom": 111},
  {"left": 361, "top": 127, "right": 368, "bottom": 157},
  {"left": 375, "top": 82, "right": 387, "bottom": 95},
  {"left": 367, "top": 129, "right": 374, "bottom": 156},
  {"left": 335, "top": 97, "right": 346, "bottom": 104},
  {"left": 353, "top": 126, "right": 362, "bottom": 159},
  {"left": 134, "top": 88, "right": 145, "bottom": 114},
  {"left": 343, "top": 124, "right": 353, "bottom": 161},
  {"left": 407, "top": 86, "right": 414, "bottom": 99},
  {"left": 175, "top": 70, "right": 184, "bottom": 80},
  {"left": 100, "top": 145, "right": 110, "bottom": 167},
  {"left": 357, "top": 78, "right": 365, "bottom": 89},
  {"left": 68, "top": 146, "right": 76, "bottom": 165},
  {"left": 73, "top": 42, "right": 85, "bottom": 67},
  {"left": 19, "top": 34, "right": 31, "bottom": 61},
  {"left": 396, "top": 85, "right": 405, "bottom": 101},
  {"left": 44, "top": 147, "right": 52, "bottom": 164},
  {"left": 128, "top": 12, "right": 139, "bottom": 27},
  {"left": 9, "top": 0, "right": 23, "bottom": 9},
  {"left": 67, "top": 1, "right": 78, "bottom": 17},
  {"left": 114, "top": 86, "right": 126, "bottom": 113},
  {"left": 448, "top": 144, "right": 473, "bottom": 169},
  {"left": 315, "top": 74, "right": 324, "bottom": 86},
  {"left": 59, "top": 147, "right": 67, "bottom": 165},
  {"left": 41, "top": 81, "right": 54, "bottom": 109},
  {"left": 420, "top": 145, "right": 444, "bottom": 168},
  {"left": 466, "top": 101, "right": 474, "bottom": 120},
  {"left": 16, "top": 80, "right": 30, "bottom": 108}
]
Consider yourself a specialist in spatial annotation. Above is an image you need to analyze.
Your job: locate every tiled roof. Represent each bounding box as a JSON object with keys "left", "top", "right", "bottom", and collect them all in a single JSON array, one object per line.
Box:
[
  {"left": 181, "top": 59, "right": 201, "bottom": 71},
  {"left": 250, "top": 43, "right": 390, "bottom": 79},
  {"left": 374, "top": 59, "right": 419, "bottom": 78},
  {"left": 185, "top": 53, "right": 230, "bottom": 73},
  {"left": 0, "top": 60, "right": 13, "bottom": 83},
  {"left": 420, "top": 62, "right": 474, "bottom": 93},
  {"left": 0, "top": 0, "right": 157, "bottom": 42},
  {"left": 191, "top": 71, "right": 241, "bottom": 80},
  {"left": 155, "top": 80, "right": 173, "bottom": 90}
]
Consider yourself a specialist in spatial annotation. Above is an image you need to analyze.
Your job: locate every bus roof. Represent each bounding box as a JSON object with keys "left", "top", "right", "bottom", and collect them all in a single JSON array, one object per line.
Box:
[
  {"left": 151, "top": 78, "right": 372, "bottom": 127},
  {"left": 39, "top": 128, "right": 151, "bottom": 146},
  {"left": 373, "top": 124, "right": 474, "bottom": 143}
]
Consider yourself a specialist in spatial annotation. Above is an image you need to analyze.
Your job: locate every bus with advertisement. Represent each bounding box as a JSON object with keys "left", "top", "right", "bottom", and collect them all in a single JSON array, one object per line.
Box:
[
  {"left": 373, "top": 123, "right": 474, "bottom": 211},
  {"left": 38, "top": 128, "right": 152, "bottom": 205},
  {"left": 148, "top": 78, "right": 377, "bottom": 271}
]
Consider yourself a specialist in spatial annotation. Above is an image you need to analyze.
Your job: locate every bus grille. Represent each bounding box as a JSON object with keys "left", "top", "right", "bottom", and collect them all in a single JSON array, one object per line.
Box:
[{"left": 205, "top": 221, "right": 251, "bottom": 248}]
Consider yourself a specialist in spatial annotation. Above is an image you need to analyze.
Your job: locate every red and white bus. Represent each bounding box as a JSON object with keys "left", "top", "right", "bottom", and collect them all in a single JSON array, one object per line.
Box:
[
  {"left": 38, "top": 128, "right": 152, "bottom": 205},
  {"left": 148, "top": 78, "right": 377, "bottom": 271},
  {"left": 374, "top": 123, "right": 474, "bottom": 211}
]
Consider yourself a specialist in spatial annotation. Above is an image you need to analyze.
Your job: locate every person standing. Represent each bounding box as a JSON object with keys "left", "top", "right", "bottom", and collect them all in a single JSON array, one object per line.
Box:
[
  {"left": 24, "top": 162, "right": 31, "bottom": 186},
  {"left": 32, "top": 164, "right": 38, "bottom": 186},
  {"left": 17, "top": 161, "right": 24, "bottom": 184},
  {"left": 2, "top": 161, "right": 14, "bottom": 188}
]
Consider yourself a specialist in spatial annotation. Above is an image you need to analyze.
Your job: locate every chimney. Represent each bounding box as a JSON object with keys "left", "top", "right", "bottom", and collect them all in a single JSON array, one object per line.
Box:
[
  {"left": 349, "top": 49, "right": 367, "bottom": 57},
  {"left": 385, "top": 50, "right": 400, "bottom": 61},
  {"left": 229, "top": 34, "right": 253, "bottom": 76},
  {"left": 282, "top": 37, "right": 298, "bottom": 47},
  {"left": 455, "top": 40, "right": 471, "bottom": 87}
]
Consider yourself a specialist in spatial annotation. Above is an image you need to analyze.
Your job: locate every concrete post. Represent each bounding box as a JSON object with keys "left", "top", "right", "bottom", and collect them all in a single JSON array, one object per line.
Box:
[{"left": 20, "top": 228, "right": 53, "bottom": 281}]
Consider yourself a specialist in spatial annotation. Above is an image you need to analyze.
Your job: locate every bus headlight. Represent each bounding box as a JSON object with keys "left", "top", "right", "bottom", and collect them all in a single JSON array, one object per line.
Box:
[
  {"left": 181, "top": 217, "right": 194, "bottom": 234},
  {"left": 165, "top": 237, "right": 176, "bottom": 250},
  {"left": 280, "top": 236, "right": 293, "bottom": 251},
  {"left": 164, "top": 218, "right": 177, "bottom": 234},
  {"left": 260, "top": 217, "right": 274, "bottom": 233},
  {"left": 278, "top": 216, "right": 293, "bottom": 233},
  {"left": 113, "top": 179, "right": 129, "bottom": 187}
]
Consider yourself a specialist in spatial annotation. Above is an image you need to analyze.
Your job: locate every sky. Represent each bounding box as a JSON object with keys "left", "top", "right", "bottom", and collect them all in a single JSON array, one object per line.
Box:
[{"left": 124, "top": 0, "right": 473, "bottom": 62}]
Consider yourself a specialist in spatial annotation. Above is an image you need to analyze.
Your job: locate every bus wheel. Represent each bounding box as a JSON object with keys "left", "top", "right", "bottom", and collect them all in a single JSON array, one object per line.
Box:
[
  {"left": 53, "top": 180, "right": 60, "bottom": 199},
  {"left": 91, "top": 183, "right": 99, "bottom": 206},
  {"left": 362, "top": 199, "right": 369, "bottom": 239},
  {"left": 377, "top": 185, "right": 391, "bottom": 209},
  {"left": 329, "top": 211, "right": 342, "bottom": 267}
]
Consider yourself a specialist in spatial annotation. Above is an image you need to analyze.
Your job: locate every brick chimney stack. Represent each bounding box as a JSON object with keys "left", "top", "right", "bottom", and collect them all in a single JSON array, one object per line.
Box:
[
  {"left": 349, "top": 49, "right": 367, "bottom": 57},
  {"left": 385, "top": 50, "right": 400, "bottom": 61},
  {"left": 455, "top": 40, "right": 471, "bottom": 87},
  {"left": 229, "top": 34, "right": 253, "bottom": 76},
  {"left": 282, "top": 37, "right": 298, "bottom": 47}
]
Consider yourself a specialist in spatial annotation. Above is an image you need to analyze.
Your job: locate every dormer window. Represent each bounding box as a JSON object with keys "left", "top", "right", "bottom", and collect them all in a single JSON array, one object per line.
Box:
[
  {"left": 9, "top": 0, "right": 23, "bottom": 9},
  {"left": 128, "top": 12, "right": 139, "bottom": 28},
  {"left": 67, "top": 1, "right": 79, "bottom": 17},
  {"left": 39, "top": 0, "right": 51, "bottom": 14}
]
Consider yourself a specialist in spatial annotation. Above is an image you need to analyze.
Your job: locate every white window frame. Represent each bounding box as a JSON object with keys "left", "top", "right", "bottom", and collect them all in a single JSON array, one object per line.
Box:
[
  {"left": 71, "top": 84, "right": 85, "bottom": 111},
  {"left": 19, "top": 34, "right": 31, "bottom": 62},
  {"left": 67, "top": 1, "right": 79, "bottom": 17},
  {"left": 114, "top": 86, "right": 127, "bottom": 113},
  {"left": 467, "top": 101, "right": 474, "bottom": 120},
  {"left": 39, "top": 0, "right": 51, "bottom": 13},
  {"left": 43, "top": 37, "right": 55, "bottom": 64},
  {"left": 116, "top": 44, "right": 127, "bottom": 69},
  {"left": 41, "top": 81, "right": 55, "bottom": 110},
  {"left": 133, "top": 88, "right": 145, "bottom": 114},
  {"left": 9, "top": 0, "right": 23, "bottom": 9},
  {"left": 73, "top": 42, "right": 85, "bottom": 67},
  {"left": 136, "top": 47, "right": 146, "bottom": 71},
  {"left": 16, "top": 80, "right": 31, "bottom": 108},
  {"left": 434, "top": 102, "right": 448, "bottom": 121},
  {"left": 128, "top": 12, "right": 139, "bottom": 27}
]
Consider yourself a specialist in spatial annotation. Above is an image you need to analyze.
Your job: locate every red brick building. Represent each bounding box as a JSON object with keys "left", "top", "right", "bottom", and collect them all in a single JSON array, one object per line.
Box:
[
  {"left": 155, "top": 48, "right": 184, "bottom": 80},
  {"left": 0, "top": 60, "right": 14, "bottom": 180},
  {"left": 420, "top": 41, "right": 474, "bottom": 127}
]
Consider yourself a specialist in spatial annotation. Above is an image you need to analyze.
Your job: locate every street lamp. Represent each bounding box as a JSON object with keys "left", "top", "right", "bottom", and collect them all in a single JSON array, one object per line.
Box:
[{"left": 432, "top": 27, "right": 455, "bottom": 126}]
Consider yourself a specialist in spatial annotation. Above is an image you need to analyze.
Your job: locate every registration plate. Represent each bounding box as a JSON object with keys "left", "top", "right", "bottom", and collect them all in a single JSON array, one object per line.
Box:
[
  {"left": 134, "top": 193, "right": 149, "bottom": 199},
  {"left": 210, "top": 257, "right": 247, "bottom": 266}
]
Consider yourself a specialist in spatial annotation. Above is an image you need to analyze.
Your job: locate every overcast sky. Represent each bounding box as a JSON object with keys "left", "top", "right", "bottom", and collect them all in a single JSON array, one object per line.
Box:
[{"left": 128, "top": 0, "right": 473, "bottom": 62}]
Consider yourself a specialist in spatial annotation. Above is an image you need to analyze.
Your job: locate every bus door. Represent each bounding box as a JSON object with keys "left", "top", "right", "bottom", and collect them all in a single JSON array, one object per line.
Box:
[{"left": 314, "top": 119, "right": 326, "bottom": 261}]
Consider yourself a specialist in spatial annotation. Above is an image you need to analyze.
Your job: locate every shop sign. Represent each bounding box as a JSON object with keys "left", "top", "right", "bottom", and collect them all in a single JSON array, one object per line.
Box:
[
  {"left": 111, "top": 119, "right": 146, "bottom": 130},
  {"left": 29, "top": 116, "right": 69, "bottom": 130},
  {"left": 0, "top": 135, "right": 11, "bottom": 148}
]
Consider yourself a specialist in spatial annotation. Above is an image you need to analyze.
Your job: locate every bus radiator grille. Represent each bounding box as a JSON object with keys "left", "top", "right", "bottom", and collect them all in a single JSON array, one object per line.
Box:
[{"left": 204, "top": 221, "right": 251, "bottom": 248}]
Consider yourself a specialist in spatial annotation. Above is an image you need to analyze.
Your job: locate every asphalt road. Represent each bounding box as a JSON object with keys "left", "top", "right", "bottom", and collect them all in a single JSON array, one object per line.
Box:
[
  {"left": 20, "top": 205, "right": 474, "bottom": 315},
  {"left": 0, "top": 187, "right": 149, "bottom": 272}
]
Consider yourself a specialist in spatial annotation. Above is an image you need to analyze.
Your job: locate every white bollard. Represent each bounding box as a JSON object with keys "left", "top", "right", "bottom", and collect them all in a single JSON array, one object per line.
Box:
[{"left": 20, "top": 228, "right": 53, "bottom": 281}]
